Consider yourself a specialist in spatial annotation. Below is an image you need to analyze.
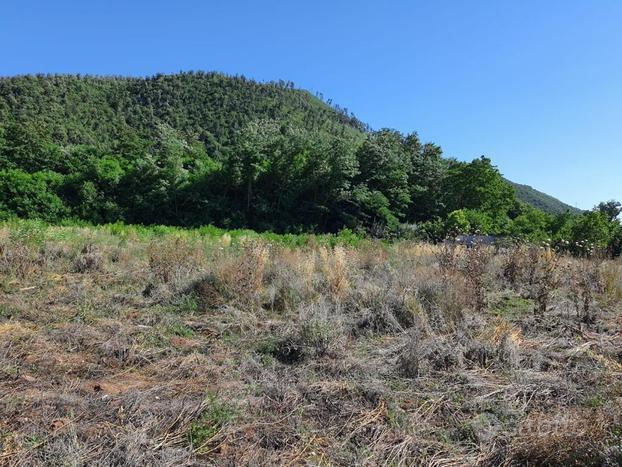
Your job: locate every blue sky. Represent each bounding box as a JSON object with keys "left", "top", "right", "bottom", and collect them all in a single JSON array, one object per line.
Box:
[{"left": 1, "top": 0, "right": 620, "bottom": 209}]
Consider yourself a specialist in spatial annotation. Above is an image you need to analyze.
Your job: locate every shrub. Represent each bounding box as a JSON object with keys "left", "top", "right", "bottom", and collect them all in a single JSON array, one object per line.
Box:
[
  {"left": 218, "top": 241, "right": 269, "bottom": 307},
  {"left": 397, "top": 331, "right": 463, "bottom": 378},
  {"left": 269, "top": 335, "right": 307, "bottom": 364},
  {"left": 569, "top": 259, "right": 603, "bottom": 323},
  {"left": 436, "top": 242, "right": 462, "bottom": 280},
  {"left": 193, "top": 273, "right": 226, "bottom": 310},
  {"left": 0, "top": 240, "right": 37, "bottom": 279},
  {"left": 531, "top": 248, "right": 560, "bottom": 315},
  {"left": 415, "top": 273, "right": 466, "bottom": 332},
  {"left": 299, "top": 320, "right": 339, "bottom": 358},
  {"left": 0, "top": 223, "right": 46, "bottom": 279},
  {"left": 0, "top": 169, "right": 69, "bottom": 222},
  {"left": 72, "top": 244, "right": 104, "bottom": 273},
  {"left": 147, "top": 236, "right": 204, "bottom": 285},
  {"left": 461, "top": 244, "right": 492, "bottom": 311},
  {"left": 507, "top": 408, "right": 621, "bottom": 466},
  {"left": 502, "top": 244, "right": 527, "bottom": 288}
]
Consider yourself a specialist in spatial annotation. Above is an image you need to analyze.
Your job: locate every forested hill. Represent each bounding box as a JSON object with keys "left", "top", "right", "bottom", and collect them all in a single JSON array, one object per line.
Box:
[
  {"left": 0, "top": 72, "right": 366, "bottom": 151},
  {"left": 506, "top": 180, "right": 581, "bottom": 215},
  {"left": 0, "top": 73, "right": 598, "bottom": 242}
]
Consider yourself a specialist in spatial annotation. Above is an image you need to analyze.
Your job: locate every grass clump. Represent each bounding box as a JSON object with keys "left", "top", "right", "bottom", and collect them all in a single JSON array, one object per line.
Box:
[
  {"left": 72, "top": 243, "right": 104, "bottom": 273},
  {"left": 187, "top": 394, "right": 236, "bottom": 453}
]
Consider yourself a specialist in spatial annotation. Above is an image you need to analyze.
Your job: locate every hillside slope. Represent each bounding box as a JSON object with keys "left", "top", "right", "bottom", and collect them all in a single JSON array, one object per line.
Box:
[
  {"left": 507, "top": 179, "right": 582, "bottom": 214},
  {"left": 0, "top": 72, "right": 365, "bottom": 152},
  {"left": 0, "top": 72, "right": 579, "bottom": 227}
]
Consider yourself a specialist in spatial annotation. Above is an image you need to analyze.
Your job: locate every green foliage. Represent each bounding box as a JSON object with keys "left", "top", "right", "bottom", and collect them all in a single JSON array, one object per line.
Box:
[
  {"left": 0, "top": 73, "right": 618, "bottom": 256},
  {"left": 445, "top": 210, "right": 470, "bottom": 235},
  {"left": 167, "top": 322, "right": 195, "bottom": 338},
  {"left": 444, "top": 157, "right": 516, "bottom": 216},
  {"left": 0, "top": 169, "right": 69, "bottom": 221},
  {"left": 445, "top": 209, "right": 507, "bottom": 236},
  {"left": 568, "top": 211, "right": 615, "bottom": 253},
  {"left": 0, "top": 120, "right": 63, "bottom": 173},
  {"left": 490, "top": 294, "right": 535, "bottom": 319},
  {"left": 403, "top": 219, "right": 446, "bottom": 242},
  {"left": 352, "top": 186, "right": 399, "bottom": 232},
  {"left": 408, "top": 140, "right": 447, "bottom": 221},
  {"left": 551, "top": 210, "right": 620, "bottom": 256},
  {"left": 509, "top": 205, "right": 552, "bottom": 241},
  {"left": 596, "top": 200, "right": 622, "bottom": 222},
  {"left": 609, "top": 224, "right": 622, "bottom": 257},
  {"left": 6, "top": 218, "right": 48, "bottom": 246},
  {"left": 188, "top": 394, "right": 236, "bottom": 451},
  {"left": 354, "top": 130, "right": 412, "bottom": 223},
  {"left": 463, "top": 209, "right": 497, "bottom": 234}
]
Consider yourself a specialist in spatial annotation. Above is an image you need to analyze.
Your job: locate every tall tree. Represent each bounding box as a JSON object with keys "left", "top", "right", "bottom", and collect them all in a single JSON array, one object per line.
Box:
[
  {"left": 406, "top": 134, "right": 447, "bottom": 221},
  {"left": 353, "top": 129, "right": 412, "bottom": 228},
  {"left": 596, "top": 200, "right": 622, "bottom": 222},
  {"left": 443, "top": 156, "right": 516, "bottom": 217}
]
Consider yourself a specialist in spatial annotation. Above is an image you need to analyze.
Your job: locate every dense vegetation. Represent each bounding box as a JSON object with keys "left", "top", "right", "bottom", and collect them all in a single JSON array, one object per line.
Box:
[{"left": 0, "top": 73, "right": 620, "bottom": 255}]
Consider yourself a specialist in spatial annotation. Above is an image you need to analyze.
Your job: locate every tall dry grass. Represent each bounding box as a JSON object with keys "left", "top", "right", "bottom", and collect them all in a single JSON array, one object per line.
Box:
[{"left": 1, "top": 228, "right": 622, "bottom": 466}]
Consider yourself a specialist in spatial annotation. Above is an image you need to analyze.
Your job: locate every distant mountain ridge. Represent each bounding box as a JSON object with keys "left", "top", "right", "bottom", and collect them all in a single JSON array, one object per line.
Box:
[{"left": 506, "top": 179, "right": 582, "bottom": 214}]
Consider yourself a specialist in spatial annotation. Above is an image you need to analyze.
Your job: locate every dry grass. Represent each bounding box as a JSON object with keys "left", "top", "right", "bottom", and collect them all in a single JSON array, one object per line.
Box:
[
  {"left": 1, "top": 227, "right": 621, "bottom": 466},
  {"left": 319, "top": 245, "right": 350, "bottom": 300},
  {"left": 602, "top": 261, "right": 622, "bottom": 303}
]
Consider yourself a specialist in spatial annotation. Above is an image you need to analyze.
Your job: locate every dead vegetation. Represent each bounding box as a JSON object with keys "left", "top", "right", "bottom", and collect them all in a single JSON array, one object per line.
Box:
[{"left": 1, "top": 225, "right": 621, "bottom": 466}]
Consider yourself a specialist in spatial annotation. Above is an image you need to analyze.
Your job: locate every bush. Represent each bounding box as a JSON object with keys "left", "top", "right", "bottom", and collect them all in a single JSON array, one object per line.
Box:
[
  {"left": 72, "top": 244, "right": 104, "bottom": 273},
  {"left": 147, "top": 236, "right": 205, "bottom": 285},
  {"left": 0, "top": 170, "right": 69, "bottom": 222}
]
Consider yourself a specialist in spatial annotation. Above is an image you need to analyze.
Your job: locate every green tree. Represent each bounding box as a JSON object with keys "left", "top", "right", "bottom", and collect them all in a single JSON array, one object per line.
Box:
[
  {"left": 0, "top": 169, "right": 68, "bottom": 221},
  {"left": 609, "top": 223, "right": 622, "bottom": 257},
  {"left": 227, "top": 119, "right": 275, "bottom": 219},
  {"left": 566, "top": 211, "right": 613, "bottom": 255},
  {"left": 596, "top": 200, "right": 621, "bottom": 222},
  {"left": 445, "top": 209, "right": 470, "bottom": 235},
  {"left": 509, "top": 205, "right": 551, "bottom": 240},
  {"left": 0, "top": 120, "right": 64, "bottom": 173},
  {"left": 443, "top": 156, "right": 515, "bottom": 219},
  {"left": 405, "top": 135, "right": 447, "bottom": 221},
  {"left": 353, "top": 130, "right": 412, "bottom": 229}
]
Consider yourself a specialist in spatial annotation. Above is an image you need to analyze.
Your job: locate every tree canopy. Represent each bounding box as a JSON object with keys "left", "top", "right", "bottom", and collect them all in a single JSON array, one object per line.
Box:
[{"left": 0, "top": 73, "right": 618, "bottom": 256}]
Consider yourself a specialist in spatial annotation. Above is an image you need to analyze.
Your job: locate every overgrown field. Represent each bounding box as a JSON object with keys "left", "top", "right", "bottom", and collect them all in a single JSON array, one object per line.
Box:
[{"left": 1, "top": 222, "right": 622, "bottom": 466}]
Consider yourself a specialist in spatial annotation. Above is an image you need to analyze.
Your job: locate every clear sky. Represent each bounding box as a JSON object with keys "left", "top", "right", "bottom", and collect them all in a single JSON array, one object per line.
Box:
[{"left": 1, "top": 0, "right": 620, "bottom": 209}]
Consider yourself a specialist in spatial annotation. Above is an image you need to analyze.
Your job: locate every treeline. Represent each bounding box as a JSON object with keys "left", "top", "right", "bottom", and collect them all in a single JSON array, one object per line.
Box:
[{"left": 0, "top": 73, "right": 620, "bottom": 256}]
